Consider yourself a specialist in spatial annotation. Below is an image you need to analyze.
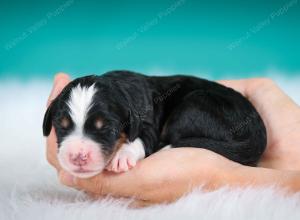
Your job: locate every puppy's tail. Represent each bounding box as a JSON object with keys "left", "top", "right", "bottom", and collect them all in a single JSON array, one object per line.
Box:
[{"left": 172, "top": 137, "right": 265, "bottom": 166}]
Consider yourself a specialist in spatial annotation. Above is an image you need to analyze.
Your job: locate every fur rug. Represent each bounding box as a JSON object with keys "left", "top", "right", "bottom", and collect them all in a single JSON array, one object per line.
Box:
[{"left": 1, "top": 74, "right": 300, "bottom": 220}]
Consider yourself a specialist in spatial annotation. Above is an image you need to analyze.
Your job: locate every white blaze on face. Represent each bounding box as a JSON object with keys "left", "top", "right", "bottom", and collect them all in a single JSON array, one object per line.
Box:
[
  {"left": 57, "top": 84, "right": 105, "bottom": 178},
  {"left": 67, "top": 84, "right": 97, "bottom": 130}
]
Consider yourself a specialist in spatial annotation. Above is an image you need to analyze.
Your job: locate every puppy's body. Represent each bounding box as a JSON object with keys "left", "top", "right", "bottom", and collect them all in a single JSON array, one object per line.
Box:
[{"left": 43, "top": 71, "right": 267, "bottom": 177}]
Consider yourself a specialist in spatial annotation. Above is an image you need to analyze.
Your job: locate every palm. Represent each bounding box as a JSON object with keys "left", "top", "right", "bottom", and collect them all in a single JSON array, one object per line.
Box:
[
  {"left": 221, "top": 79, "right": 300, "bottom": 170},
  {"left": 257, "top": 99, "right": 300, "bottom": 170}
]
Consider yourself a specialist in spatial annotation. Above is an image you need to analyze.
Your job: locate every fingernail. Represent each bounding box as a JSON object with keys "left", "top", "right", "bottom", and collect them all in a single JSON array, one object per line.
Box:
[
  {"left": 54, "top": 73, "right": 70, "bottom": 83},
  {"left": 59, "top": 171, "right": 75, "bottom": 186}
]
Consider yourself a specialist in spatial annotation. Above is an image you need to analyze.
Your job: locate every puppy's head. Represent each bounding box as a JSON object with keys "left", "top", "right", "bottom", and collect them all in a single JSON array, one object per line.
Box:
[{"left": 43, "top": 76, "right": 140, "bottom": 178}]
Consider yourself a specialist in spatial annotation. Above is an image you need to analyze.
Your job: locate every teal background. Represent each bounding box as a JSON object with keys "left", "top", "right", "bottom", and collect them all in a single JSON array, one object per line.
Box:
[{"left": 0, "top": 0, "right": 299, "bottom": 80}]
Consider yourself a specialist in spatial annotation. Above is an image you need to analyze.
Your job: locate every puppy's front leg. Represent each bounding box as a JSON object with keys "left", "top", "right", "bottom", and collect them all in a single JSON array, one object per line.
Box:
[{"left": 106, "top": 138, "right": 145, "bottom": 173}]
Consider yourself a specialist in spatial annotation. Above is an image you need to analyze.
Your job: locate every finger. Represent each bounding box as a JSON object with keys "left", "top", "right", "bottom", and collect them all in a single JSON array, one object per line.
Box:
[
  {"left": 47, "top": 73, "right": 71, "bottom": 107},
  {"left": 217, "top": 79, "right": 248, "bottom": 96},
  {"left": 85, "top": 192, "right": 104, "bottom": 200},
  {"left": 46, "top": 128, "right": 61, "bottom": 171},
  {"left": 60, "top": 169, "right": 142, "bottom": 199},
  {"left": 46, "top": 73, "right": 71, "bottom": 170},
  {"left": 129, "top": 199, "right": 154, "bottom": 208},
  {"left": 75, "top": 173, "right": 110, "bottom": 195},
  {"left": 59, "top": 171, "right": 77, "bottom": 187},
  {"left": 59, "top": 170, "right": 108, "bottom": 194}
]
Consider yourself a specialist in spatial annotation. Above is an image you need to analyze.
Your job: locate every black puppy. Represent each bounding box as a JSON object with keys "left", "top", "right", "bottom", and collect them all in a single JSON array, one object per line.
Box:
[{"left": 43, "top": 71, "right": 267, "bottom": 178}]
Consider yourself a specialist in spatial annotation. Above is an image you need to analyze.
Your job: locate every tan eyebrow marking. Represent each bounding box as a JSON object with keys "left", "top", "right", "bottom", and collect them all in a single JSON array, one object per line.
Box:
[
  {"left": 61, "top": 117, "right": 70, "bottom": 128},
  {"left": 94, "top": 118, "right": 103, "bottom": 129}
]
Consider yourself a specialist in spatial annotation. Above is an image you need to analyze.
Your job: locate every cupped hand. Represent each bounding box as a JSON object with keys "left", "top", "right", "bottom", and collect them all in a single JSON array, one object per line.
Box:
[{"left": 46, "top": 74, "right": 300, "bottom": 205}]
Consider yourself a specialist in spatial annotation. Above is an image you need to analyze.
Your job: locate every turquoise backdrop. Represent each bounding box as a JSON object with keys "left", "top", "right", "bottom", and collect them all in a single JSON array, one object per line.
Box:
[{"left": 1, "top": 0, "right": 299, "bottom": 80}]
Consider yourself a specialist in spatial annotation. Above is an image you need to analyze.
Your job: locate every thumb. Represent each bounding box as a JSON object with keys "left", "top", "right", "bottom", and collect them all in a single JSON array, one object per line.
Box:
[
  {"left": 59, "top": 170, "right": 76, "bottom": 187},
  {"left": 59, "top": 170, "right": 108, "bottom": 195},
  {"left": 217, "top": 79, "right": 247, "bottom": 96},
  {"left": 47, "top": 73, "right": 71, "bottom": 107}
]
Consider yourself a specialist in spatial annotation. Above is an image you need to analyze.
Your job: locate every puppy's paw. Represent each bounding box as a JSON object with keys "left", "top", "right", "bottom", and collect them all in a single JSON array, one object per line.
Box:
[
  {"left": 106, "top": 145, "right": 137, "bottom": 172},
  {"left": 106, "top": 138, "right": 145, "bottom": 173}
]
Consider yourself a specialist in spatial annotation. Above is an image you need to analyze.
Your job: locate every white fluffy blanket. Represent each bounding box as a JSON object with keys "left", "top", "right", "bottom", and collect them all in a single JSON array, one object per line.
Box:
[{"left": 1, "top": 75, "right": 300, "bottom": 220}]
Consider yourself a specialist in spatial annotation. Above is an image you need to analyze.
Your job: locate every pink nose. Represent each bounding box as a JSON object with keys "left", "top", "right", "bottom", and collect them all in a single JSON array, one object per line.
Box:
[{"left": 70, "top": 152, "right": 89, "bottom": 166}]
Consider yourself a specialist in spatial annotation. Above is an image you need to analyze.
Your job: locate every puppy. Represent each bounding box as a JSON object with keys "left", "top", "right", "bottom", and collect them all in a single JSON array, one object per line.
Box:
[{"left": 43, "top": 71, "right": 267, "bottom": 178}]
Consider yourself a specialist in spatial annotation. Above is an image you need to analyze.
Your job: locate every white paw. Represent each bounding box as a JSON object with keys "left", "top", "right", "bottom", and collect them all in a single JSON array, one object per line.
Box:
[
  {"left": 160, "top": 144, "right": 172, "bottom": 151},
  {"left": 106, "top": 138, "right": 145, "bottom": 173},
  {"left": 106, "top": 144, "right": 137, "bottom": 172}
]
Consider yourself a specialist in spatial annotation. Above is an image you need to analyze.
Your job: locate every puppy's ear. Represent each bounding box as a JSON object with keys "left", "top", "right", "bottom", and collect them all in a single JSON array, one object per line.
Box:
[
  {"left": 128, "top": 109, "right": 140, "bottom": 142},
  {"left": 43, "top": 103, "right": 54, "bottom": 136}
]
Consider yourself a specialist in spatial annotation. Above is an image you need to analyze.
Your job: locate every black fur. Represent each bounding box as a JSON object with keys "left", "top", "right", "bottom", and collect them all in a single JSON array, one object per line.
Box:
[{"left": 43, "top": 71, "right": 267, "bottom": 165}]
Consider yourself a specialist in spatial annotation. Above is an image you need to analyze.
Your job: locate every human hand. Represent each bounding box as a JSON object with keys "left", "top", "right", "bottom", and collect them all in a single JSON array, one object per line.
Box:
[
  {"left": 46, "top": 75, "right": 300, "bottom": 206},
  {"left": 46, "top": 73, "right": 71, "bottom": 172},
  {"left": 64, "top": 147, "right": 248, "bottom": 206}
]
